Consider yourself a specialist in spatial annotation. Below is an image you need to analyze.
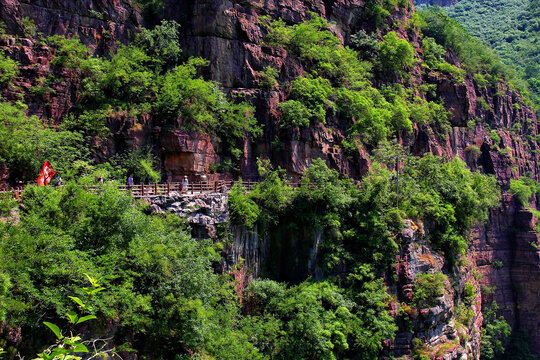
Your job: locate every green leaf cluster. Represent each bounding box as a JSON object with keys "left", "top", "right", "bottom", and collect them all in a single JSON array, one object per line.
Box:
[
  {"left": 0, "top": 101, "right": 89, "bottom": 180},
  {"left": 0, "top": 51, "right": 19, "bottom": 86},
  {"left": 509, "top": 176, "right": 540, "bottom": 206},
  {"left": 413, "top": 272, "right": 448, "bottom": 307}
]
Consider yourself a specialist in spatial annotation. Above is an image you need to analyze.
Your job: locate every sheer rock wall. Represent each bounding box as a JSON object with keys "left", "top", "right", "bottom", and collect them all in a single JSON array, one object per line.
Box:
[{"left": 1, "top": 0, "right": 539, "bottom": 356}]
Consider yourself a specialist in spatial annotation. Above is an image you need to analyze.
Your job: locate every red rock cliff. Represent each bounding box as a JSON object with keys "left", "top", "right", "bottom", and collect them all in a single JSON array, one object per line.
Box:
[{"left": 0, "top": 0, "right": 539, "bottom": 356}]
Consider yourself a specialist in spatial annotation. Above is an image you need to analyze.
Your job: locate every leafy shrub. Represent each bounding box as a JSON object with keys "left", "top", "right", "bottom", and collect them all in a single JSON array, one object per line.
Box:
[
  {"left": 349, "top": 29, "right": 380, "bottom": 60},
  {"left": 136, "top": 20, "right": 182, "bottom": 67},
  {"left": 509, "top": 177, "right": 539, "bottom": 206},
  {"left": 258, "top": 66, "right": 279, "bottom": 89},
  {"left": 414, "top": 272, "right": 447, "bottom": 307},
  {"left": 157, "top": 57, "right": 259, "bottom": 147},
  {"left": 229, "top": 181, "right": 261, "bottom": 227},
  {"left": 478, "top": 96, "right": 491, "bottom": 111},
  {"left": 0, "top": 52, "right": 19, "bottom": 85},
  {"left": 279, "top": 100, "right": 311, "bottom": 127},
  {"left": 481, "top": 302, "right": 511, "bottom": 360},
  {"left": 0, "top": 101, "right": 89, "bottom": 180},
  {"left": 99, "top": 45, "right": 154, "bottom": 103},
  {"left": 409, "top": 97, "right": 451, "bottom": 133},
  {"left": 378, "top": 31, "right": 415, "bottom": 76},
  {"left": 463, "top": 282, "right": 476, "bottom": 304},
  {"left": 397, "top": 154, "right": 500, "bottom": 257},
  {"left": 60, "top": 109, "right": 110, "bottom": 139},
  {"left": 474, "top": 73, "right": 489, "bottom": 88},
  {"left": 435, "top": 62, "right": 465, "bottom": 82},
  {"left": 421, "top": 36, "right": 446, "bottom": 68},
  {"left": 20, "top": 17, "right": 37, "bottom": 38},
  {"left": 262, "top": 18, "right": 293, "bottom": 47},
  {"left": 281, "top": 76, "right": 334, "bottom": 126},
  {"left": 365, "top": 2, "right": 391, "bottom": 28},
  {"left": 109, "top": 148, "right": 160, "bottom": 183},
  {"left": 47, "top": 35, "right": 100, "bottom": 75},
  {"left": 250, "top": 159, "right": 293, "bottom": 227},
  {"left": 465, "top": 145, "right": 482, "bottom": 161}
]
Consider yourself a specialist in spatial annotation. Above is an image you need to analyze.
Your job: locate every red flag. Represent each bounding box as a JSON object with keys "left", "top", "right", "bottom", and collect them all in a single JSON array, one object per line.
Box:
[{"left": 37, "top": 161, "right": 56, "bottom": 186}]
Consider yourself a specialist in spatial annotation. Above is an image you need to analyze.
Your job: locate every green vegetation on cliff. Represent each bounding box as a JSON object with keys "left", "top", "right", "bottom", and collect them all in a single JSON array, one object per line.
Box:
[
  {"left": 0, "top": 180, "right": 396, "bottom": 359},
  {"left": 444, "top": 0, "right": 540, "bottom": 109},
  {"left": 231, "top": 149, "right": 499, "bottom": 269},
  {"left": 264, "top": 14, "right": 456, "bottom": 145},
  {"left": 0, "top": 1, "right": 538, "bottom": 359}
]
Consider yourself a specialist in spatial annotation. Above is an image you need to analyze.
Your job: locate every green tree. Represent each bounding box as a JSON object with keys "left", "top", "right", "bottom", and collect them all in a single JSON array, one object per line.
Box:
[
  {"left": 0, "top": 52, "right": 19, "bottom": 86},
  {"left": 378, "top": 31, "right": 415, "bottom": 75}
]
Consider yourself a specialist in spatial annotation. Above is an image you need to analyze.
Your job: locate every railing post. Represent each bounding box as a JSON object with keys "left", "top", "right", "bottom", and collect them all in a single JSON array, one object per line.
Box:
[
  {"left": 142, "top": 184, "right": 145, "bottom": 196},
  {"left": 191, "top": 182, "right": 194, "bottom": 194},
  {"left": 167, "top": 183, "right": 170, "bottom": 196}
]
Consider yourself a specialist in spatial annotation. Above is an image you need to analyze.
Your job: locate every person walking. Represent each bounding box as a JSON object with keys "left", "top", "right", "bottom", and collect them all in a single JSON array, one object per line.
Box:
[
  {"left": 182, "top": 175, "right": 189, "bottom": 193},
  {"left": 127, "top": 174, "right": 134, "bottom": 190}
]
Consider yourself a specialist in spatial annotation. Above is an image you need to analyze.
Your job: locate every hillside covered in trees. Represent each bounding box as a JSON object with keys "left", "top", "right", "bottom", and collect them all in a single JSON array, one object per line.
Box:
[{"left": 428, "top": 0, "right": 540, "bottom": 111}]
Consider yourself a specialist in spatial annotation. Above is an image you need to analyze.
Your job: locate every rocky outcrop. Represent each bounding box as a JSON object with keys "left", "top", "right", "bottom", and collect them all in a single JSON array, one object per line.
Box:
[
  {"left": 0, "top": 0, "right": 141, "bottom": 51},
  {"left": 160, "top": 0, "right": 408, "bottom": 177},
  {"left": 147, "top": 192, "right": 228, "bottom": 238},
  {"left": 145, "top": 193, "right": 269, "bottom": 281},
  {"left": 161, "top": 130, "right": 218, "bottom": 180},
  {"left": 393, "top": 219, "right": 483, "bottom": 359},
  {"left": 475, "top": 198, "right": 540, "bottom": 355},
  {"left": 0, "top": 36, "right": 79, "bottom": 120}
]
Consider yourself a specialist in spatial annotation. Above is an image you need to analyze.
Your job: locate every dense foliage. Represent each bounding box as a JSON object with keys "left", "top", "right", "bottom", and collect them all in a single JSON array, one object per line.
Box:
[
  {"left": 264, "top": 14, "right": 454, "bottom": 145},
  {"left": 444, "top": 0, "right": 540, "bottom": 110},
  {"left": 0, "top": 182, "right": 397, "bottom": 359},
  {"left": 230, "top": 150, "right": 499, "bottom": 270},
  {"left": 0, "top": 101, "right": 88, "bottom": 181},
  {"left": 509, "top": 176, "right": 540, "bottom": 206},
  {"left": 418, "top": 8, "right": 537, "bottom": 109}
]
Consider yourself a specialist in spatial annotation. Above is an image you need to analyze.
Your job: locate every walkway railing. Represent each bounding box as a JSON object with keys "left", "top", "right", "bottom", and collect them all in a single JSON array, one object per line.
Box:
[
  {"left": 0, "top": 180, "right": 282, "bottom": 199},
  {"left": 0, "top": 179, "right": 327, "bottom": 199}
]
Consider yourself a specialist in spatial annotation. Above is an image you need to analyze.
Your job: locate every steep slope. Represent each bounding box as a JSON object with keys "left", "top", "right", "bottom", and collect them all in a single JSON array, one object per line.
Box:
[
  {"left": 444, "top": 0, "right": 540, "bottom": 109},
  {"left": 0, "top": 0, "right": 539, "bottom": 358}
]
